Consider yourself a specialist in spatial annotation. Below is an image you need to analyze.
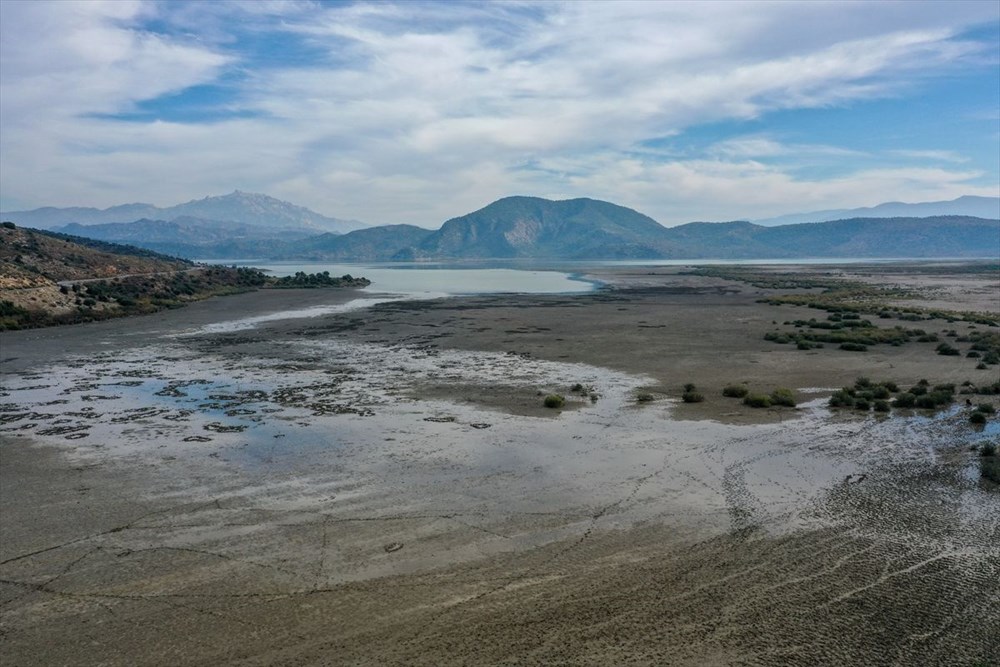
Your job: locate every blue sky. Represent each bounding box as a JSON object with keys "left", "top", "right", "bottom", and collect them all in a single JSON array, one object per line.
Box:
[{"left": 1, "top": 0, "right": 998, "bottom": 226}]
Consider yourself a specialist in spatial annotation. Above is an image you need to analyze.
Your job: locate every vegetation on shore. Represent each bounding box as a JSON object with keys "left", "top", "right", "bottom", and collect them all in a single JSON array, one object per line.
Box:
[
  {"left": 0, "top": 224, "right": 371, "bottom": 330},
  {"left": 271, "top": 271, "right": 371, "bottom": 289}
]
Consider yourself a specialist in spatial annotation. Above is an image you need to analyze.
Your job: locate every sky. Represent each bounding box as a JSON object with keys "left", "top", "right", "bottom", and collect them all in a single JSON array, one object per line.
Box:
[{"left": 1, "top": 0, "right": 998, "bottom": 227}]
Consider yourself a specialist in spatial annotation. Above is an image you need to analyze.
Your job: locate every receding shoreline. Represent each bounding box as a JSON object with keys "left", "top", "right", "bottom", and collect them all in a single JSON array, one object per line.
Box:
[{"left": 1, "top": 264, "right": 998, "bottom": 666}]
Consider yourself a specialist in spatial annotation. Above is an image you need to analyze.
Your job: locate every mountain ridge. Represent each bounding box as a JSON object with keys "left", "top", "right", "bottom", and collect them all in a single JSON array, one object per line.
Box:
[
  {"left": 751, "top": 195, "right": 1000, "bottom": 226},
  {"left": 1, "top": 191, "right": 366, "bottom": 234}
]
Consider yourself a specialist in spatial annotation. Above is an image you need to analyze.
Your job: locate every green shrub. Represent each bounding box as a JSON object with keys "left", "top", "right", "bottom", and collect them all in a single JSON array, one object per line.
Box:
[
  {"left": 970, "top": 412, "right": 987, "bottom": 425},
  {"left": 683, "top": 383, "right": 696, "bottom": 392},
  {"left": 543, "top": 394, "right": 564, "bottom": 409},
  {"left": 893, "top": 392, "right": 916, "bottom": 408},
  {"left": 829, "top": 390, "right": 855, "bottom": 408},
  {"left": 770, "top": 388, "right": 796, "bottom": 407},
  {"left": 873, "top": 400, "right": 891, "bottom": 413},
  {"left": 722, "top": 385, "right": 749, "bottom": 398},
  {"left": 682, "top": 391, "right": 704, "bottom": 403},
  {"left": 744, "top": 394, "right": 772, "bottom": 408},
  {"left": 855, "top": 377, "right": 872, "bottom": 389},
  {"left": 636, "top": 392, "right": 655, "bottom": 403},
  {"left": 871, "top": 386, "right": 891, "bottom": 400},
  {"left": 982, "top": 442, "right": 998, "bottom": 457},
  {"left": 914, "top": 391, "right": 953, "bottom": 409},
  {"left": 839, "top": 343, "right": 867, "bottom": 352},
  {"left": 854, "top": 399, "right": 871, "bottom": 411},
  {"left": 881, "top": 381, "right": 899, "bottom": 392},
  {"left": 976, "top": 403, "right": 996, "bottom": 414}
]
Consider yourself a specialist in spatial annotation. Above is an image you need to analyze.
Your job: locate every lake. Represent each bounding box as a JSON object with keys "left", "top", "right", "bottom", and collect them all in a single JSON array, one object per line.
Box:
[{"left": 201, "top": 260, "right": 599, "bottom": 297}]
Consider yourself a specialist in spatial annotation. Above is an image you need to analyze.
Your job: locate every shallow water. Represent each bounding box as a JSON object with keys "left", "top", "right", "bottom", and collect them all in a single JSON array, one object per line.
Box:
[
  {"left": 201, "top": 260, "right": 597, "bottom": 297},
  {"left": 2, "top": 336, "right": 994, "bottom": 555}
]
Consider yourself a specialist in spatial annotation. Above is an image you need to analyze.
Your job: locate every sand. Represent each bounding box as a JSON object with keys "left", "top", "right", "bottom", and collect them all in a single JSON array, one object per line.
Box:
[{"left": 1, "top": 266, "right": 998, "bottom": 666}]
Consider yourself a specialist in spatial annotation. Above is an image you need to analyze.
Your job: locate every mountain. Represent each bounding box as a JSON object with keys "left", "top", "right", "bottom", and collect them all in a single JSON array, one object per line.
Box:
[
  {"left": 752, "top": 195, "right": 1000, "bottom": 226},
  {"left": 10, "top": 195, "right": 998, "bottom": 262},
  {"left": 395, "top": 196, "right": 679, "bottom": 260},
  {"left": 1, "top": 191, "right": 366, "bottom": 234},
  {"left": 665, "top": 216, "right": 999, "bottom": 258},
  {"left": 55, "top": 217, "right": 317, "bottom": 244},
  {"left": 279, "top": 225, "right": 434, "bottom": 261}
]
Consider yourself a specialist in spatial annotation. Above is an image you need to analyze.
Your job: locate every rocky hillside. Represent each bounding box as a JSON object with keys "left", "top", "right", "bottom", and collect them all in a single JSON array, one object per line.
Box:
[{"left": 0, "top": 224, "right": 265, "bottom": 329}]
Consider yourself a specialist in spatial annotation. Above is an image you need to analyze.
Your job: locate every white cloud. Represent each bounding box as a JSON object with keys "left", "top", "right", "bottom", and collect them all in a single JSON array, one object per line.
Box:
[{"left": 1, "top": 0, "right": 997, "bottom": 223}]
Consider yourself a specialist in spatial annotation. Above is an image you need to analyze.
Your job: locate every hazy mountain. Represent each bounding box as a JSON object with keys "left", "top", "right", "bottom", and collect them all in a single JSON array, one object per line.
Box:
[
  {"left": 395, "top": 196, "right": 679, "bottom": 260},
  {"left": 279, "top": 225, "right": 434, "bottom": 261},
  {"left": 55, "top": 217, "right": 316, "bottom": 244},
  {"left": 2, "top": 191, "right": 366, "bottom": 234},
  {"left": 752, "top": 195, "right": 1000, "bottom": 226},
  {"left": 15, "top": 195, "right": 998, "bottom": 262},
  {"left": 665, "top": 216, "right": 999, "bottom": 258}
]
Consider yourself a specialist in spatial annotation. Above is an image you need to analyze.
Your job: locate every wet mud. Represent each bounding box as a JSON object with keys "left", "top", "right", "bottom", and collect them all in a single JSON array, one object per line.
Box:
[{"left": 1, "top": 281, "right": 998, "bottom": 666}]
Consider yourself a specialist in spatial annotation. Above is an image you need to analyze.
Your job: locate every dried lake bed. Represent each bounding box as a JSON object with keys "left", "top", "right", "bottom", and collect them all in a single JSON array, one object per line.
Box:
[{"left": 1, "top": 268, "right": 998, "bottom": 666}]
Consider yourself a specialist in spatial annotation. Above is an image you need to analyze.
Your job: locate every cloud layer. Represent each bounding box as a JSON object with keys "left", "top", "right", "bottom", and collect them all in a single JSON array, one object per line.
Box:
[{"left": 1, "top": 0, "right": 997, "bottom": 225}]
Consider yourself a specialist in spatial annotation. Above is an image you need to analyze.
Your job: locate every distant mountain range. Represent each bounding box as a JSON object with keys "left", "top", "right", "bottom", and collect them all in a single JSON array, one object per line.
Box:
[
  {"left": 0, "top": 191, "right": 366, "bottom": 234},
  {"left": 3, "top": 194, "right": 998, "bottom": 261},
  {"left": 271, "top": 197, "right": 995, "bottom": 261},
  {"left": 751, "top": 195, "right": 999, "bottom": 226}
]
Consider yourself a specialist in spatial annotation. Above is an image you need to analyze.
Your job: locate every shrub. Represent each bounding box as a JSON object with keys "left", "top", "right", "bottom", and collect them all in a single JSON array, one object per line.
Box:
[
  {"left": 970, "top": 412, "right": 987, "bottom": 425},
  {"left": 543, "top": 394, "right": 564, "bottom": 409},
  {"left": 936, "top": 343, "right": 960, "bottom": 356},
  {"left": 914, "top": 391, "right": 952, "bottom": 410},
  {"left": 854, "top": 399, "right": 871, "bottom": 411},
  {"left": 722, "top": 385, "right": 749, "bottom": 398},
  {"left": 871, "top": 386, "right": 891, "bottom": 400},
  {"left": 683, "top": 383, "right": 696, "bottom": 392},
  {"left": 770, "top": 388, "right": 796, "bottom": 407},
  {"left": 571, "top": 383, "right": 585, "bottom": 393},
  {"left": 893, "top": 392, "right": 917, "bottom": 408},
  {"left": 881, "top": 381, "right": 899, "bottom": 393},
  {"left": 855, "top": 377, "right": 872, "bottom": 389},
  {"left": 982, "top": 442, "right": 998, "bottom": 457},
  {"left": 977, "top": 362, "right": 988, "bottom": 370},
  {"left": 829, "top": 390, "right": 855, "bottom": 408},
  {"left": 682, "top": 391, "right": 704, "bottom": 403},
  {"left": 873, "top": 400, "right": 891, "bottom": 413},
  {"left": 744, "top": 394, "right": 772, "bottom": 408},
  {"left": 839, "top": 343, "right": 867, "bottom": 352},
  {"left": 967, "top": 351, "right": 981, "bottom": 358},
  {"left": 976, "top": 403, "right": 996, "bottom": 414},
  {"left": 636, "top": 392, "right": 655, "bottom": 403}
]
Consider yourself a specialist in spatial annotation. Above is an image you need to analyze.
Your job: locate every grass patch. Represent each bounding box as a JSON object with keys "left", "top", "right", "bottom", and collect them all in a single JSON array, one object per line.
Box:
[
  {"left": 722, "top": 384, "right": 749, "bottom": 398},
  {"left": 743, "top": 394, "right": 772, "bottom": 409},
  {"left": 543, "top": 394, "right": 565, "bottom": 409}
]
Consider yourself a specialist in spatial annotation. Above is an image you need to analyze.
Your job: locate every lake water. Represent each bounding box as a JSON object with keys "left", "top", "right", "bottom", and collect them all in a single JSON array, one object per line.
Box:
[{"left": 202, "top": 260, "right": 598, "bottom": 297}]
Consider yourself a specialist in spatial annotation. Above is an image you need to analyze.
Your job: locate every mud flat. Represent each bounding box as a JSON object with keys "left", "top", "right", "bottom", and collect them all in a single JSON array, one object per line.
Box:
[{"left": 1, "top": 271, "right": 998, "bottom": 666}]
